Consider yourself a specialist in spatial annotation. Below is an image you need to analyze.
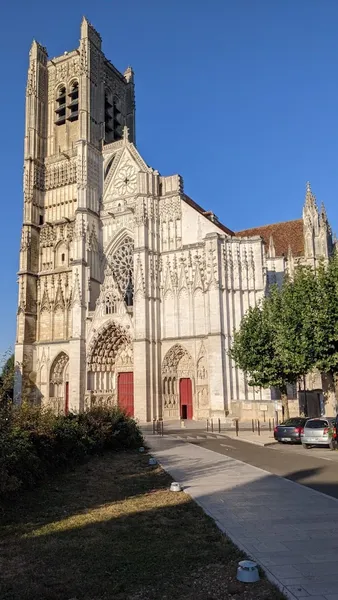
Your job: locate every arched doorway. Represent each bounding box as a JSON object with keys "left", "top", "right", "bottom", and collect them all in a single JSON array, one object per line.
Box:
[
  {"left": 49, "top": 352, "right": 69, "bottom": 415},
  {"left": 179, "top": 378, "right": 193, "bottom": 419},
  {"left": 162, "top": 344, "right": 195, "bottom": 420},
  {"left": 87, "top": 321, "right": 134, "bottom": 415}
]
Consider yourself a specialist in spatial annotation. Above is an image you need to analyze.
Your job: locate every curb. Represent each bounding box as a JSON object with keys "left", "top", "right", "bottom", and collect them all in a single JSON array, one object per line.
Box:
[{"left": 223, "top": 435, "right": 278, "bottom": 448}]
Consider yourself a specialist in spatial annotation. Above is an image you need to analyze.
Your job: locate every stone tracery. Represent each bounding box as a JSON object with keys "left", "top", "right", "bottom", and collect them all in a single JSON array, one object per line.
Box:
[
  {"left": 87, "top": 321, "right": 132, "bottom": 371},
  {"left": 49, "top": 352, "right": 69, "bottom": 413},
  {"left": 196, "top": 346, "right": 209, "bottom": 412},
  {"left": 86, "top": 321, "right": 133, "bottom": 405},
  {"left": 50, "top": 352, "right": 69, "bottom": 384},
  {"left": 109, "top": 236, "right": 134, "bottom": 305},
  {"left": 162, "top": 344, "right": 194, "bottom": 414}
]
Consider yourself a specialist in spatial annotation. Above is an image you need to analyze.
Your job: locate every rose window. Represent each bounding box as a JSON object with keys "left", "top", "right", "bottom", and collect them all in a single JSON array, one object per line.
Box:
[{"left": 110, "top": 237, "right": 134, "bottom": 306}]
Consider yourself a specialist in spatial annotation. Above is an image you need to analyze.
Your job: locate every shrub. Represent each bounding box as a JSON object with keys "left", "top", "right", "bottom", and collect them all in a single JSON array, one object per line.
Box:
[{"left": 0, "top": 404, "right": 144, "bottom": 499}]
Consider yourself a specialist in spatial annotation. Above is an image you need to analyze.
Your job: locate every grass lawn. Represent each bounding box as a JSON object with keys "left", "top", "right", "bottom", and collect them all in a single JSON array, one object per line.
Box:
[{"left": 0, "top": 451, "right": 285, "bottom": 600}]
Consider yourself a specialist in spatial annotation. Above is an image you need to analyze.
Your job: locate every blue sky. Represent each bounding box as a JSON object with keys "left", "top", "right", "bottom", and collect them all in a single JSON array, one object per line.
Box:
[{"left": 1, "top": 0, "right": 338, "bottom": 354}]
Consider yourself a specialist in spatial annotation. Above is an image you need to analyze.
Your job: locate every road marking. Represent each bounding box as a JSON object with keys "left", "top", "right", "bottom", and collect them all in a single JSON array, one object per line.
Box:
[
  {"left": 220, "top": 443, "right": 236, "bottom": 449},
  {"left": 269, "top": 445, "right": 337, "bottom": 462}
]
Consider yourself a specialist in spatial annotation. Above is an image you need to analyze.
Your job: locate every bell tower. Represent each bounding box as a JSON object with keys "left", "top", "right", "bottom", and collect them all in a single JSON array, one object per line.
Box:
[{"left": 15, "top": 18, "right": 136, "bottom": 408}]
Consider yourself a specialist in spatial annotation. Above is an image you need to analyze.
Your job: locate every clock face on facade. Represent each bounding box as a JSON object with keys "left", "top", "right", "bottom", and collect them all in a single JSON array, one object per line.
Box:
[{"left": 114, "top": 164, "right": 137, "bottom": 195}]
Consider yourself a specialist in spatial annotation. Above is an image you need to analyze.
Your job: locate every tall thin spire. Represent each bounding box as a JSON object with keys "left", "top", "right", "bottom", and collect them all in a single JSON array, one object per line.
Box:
[
  {"left": 320, "top": 201, "right": 328, "bottom": 221},
  {"left": 320, "top": 201, "right": 331, "bottom": 233},
  {"left": 304, "top": 181, "right": 317, "bottom": 209},
  {"left": 268, "top": 235, "right": 275, "bottom": 258}
]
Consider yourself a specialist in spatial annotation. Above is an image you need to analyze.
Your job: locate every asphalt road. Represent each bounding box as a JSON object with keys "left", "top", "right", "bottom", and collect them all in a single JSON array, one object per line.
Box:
[{"left": 164, "top": 430, "right": 338, "bottom": 500}]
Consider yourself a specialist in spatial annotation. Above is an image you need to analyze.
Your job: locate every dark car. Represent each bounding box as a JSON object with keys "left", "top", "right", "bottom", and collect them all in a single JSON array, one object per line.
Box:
[{"left": 274, "top": 417, "right": 308, "bottom": 444}]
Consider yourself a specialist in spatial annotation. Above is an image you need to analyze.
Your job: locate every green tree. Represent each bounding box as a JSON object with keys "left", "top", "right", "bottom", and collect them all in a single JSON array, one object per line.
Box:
[
  {"left": 230, "top": 266, "right": 319, "bottom": 420},
  {"left": 0, "top": 351, "right": 14, "bottom": 404},
  {"left": 272, "top": 267, "right": 319, "bottom": 403},
  {"left": 313, "top": 251, "right": 338, "bottom": 402}
]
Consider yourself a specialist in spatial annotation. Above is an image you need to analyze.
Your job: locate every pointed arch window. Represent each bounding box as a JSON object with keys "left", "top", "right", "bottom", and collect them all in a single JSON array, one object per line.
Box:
[
  {"left": 124, "top": 271, "right": 133, "bottom": 306},
  {"left": 68, "top": 81, "right": 79, "bottom": 122},
  {"left": 55, "top": 86, "right": 66, "bottom": 125},
  {"left": 104, "top": 90, "right": 124, "bottom": 144},
  {"left": 113, "top": 97, "right": 123, "bottom": 140},
  {"left": 109, "top": 237, "right": 134, "bottom": 307},
  {"left": 104, "top": 91, "right": 114, "bottom": 144},
  {"left": 105, "top": 293, "right": 118, "bottom": 315}
]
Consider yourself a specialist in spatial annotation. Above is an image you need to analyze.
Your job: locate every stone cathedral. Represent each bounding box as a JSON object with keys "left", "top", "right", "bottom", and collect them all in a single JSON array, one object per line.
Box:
[{"left": 15, "top": 19, "right": 334, "bottom": 422}]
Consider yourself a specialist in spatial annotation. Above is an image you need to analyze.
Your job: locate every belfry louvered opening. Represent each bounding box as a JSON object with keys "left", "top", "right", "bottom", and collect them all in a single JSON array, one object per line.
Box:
[
  {"left": 68, "top": 81, "right": 79, "bottom": 122},
  {"left": 55, "top": 86, "right": 66, "bottom": 125}
]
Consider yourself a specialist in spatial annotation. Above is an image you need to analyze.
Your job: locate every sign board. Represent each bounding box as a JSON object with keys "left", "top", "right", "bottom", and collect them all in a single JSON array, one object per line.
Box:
[{"left": 259, "top": 404, "right": 268, "bottom": 412}]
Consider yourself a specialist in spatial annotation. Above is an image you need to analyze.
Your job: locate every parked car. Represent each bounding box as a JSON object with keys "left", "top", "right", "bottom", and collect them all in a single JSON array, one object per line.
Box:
[
  {"left": 274, "top": 417, "right": 308, "bottom": 444},
  {"left": 301, "top": 417, "right": 336, "bottom": 449}
]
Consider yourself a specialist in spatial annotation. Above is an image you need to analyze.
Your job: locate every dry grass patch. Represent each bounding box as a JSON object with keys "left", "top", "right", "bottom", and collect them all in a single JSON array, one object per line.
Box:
[{"left": 0, "top": 451, "right": 285, "bottom": 600}]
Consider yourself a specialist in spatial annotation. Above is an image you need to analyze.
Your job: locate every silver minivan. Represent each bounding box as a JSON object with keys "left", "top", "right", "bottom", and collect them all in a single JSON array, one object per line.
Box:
[{"left": 301, "top": 418, "right": 336, "bottom": 449}]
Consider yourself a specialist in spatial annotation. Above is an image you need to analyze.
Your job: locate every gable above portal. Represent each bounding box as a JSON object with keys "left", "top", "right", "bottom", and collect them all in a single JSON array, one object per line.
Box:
[{"left": 103, "top": 129, "right": 153, "bottom": 200}]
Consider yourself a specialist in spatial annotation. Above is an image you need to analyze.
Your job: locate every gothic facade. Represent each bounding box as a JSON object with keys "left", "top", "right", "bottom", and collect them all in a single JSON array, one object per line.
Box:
[{"left": 15, "top": 19, "right": 334, "bottom": 421}]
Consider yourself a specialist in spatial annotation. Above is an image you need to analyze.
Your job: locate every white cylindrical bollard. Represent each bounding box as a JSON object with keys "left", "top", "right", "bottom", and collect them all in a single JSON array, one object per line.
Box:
[
  {"left": 148, "top": 457, "right": 157, "bottom": 466},
  {"left": 237, "top": 560, "right": 260, "bottom": 583},
  {"left": 170, "top": 482, "right": 182, "bottom": 492}
]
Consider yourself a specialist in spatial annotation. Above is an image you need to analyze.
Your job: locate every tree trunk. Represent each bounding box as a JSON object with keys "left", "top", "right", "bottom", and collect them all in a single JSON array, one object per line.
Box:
[{"left": 280, "top": 385, "right": 290, "bottom": 421}]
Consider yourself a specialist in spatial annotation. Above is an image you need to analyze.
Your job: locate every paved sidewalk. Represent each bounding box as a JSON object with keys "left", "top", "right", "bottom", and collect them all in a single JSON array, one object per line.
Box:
[{"left": 146, "top": 433, "right": 338, "bottom": 600}]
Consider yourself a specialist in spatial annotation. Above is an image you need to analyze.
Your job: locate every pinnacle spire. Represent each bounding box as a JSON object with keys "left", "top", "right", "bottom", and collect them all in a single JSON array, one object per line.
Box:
[
  {"left": 122, "top": 125, "right": 129, "bottom": 144},
  {"left": 304, "top": 181, "right": 317, "bottom": 210},
  {"left": 320, "top": 201, "right": 331, "bottom": 233},
  {"left": 124, "top": 66, "right": 134, "bottom": 83},
  {"left": 320, "top": 201, "right": 328, "bottom": 221},
  {"left": 268, "top": 235, "right": 275, "bottom": 258},
  {"left": 29, "top": 38, "right": 48, "bottom": 60}
]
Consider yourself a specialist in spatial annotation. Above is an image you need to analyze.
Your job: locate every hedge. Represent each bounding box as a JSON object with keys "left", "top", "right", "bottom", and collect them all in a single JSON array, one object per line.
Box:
[{"left": 0, "top": 404, "right": 144, "bottom": 498}]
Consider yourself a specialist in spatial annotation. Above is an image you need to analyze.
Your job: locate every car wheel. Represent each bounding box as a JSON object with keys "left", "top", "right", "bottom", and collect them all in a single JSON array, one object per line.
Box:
[{"left": 302, "top": 443, "right": 310, "bottom": 449}]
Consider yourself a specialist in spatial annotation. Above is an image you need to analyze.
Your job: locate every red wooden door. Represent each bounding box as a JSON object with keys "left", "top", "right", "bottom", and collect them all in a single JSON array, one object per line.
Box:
[
  {"left": 65, "top": 382, "right": 69, "bottom": 415},
  {"left": 179, "top": 378, "right": 193, "bottom": 420},
  {"left": 118, "top": 372, "right": 134, "bottom": 416}
]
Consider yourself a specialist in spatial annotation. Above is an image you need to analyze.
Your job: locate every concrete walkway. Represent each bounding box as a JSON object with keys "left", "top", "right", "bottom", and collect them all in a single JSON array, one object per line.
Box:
[{"left": 146, "top": 433, "right": 338, "bottom": 600}]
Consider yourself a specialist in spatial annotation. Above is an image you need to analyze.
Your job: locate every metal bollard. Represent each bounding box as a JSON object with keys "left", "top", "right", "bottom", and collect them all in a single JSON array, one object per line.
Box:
[
  {"left": 269, "top": 419, "right": 271, "bottom": 432},
  {"left": 257, "top": 420, "right": 260, "bottom": 436},
  {"left": 252, "top": 419, "right": 255, "bottom": 433},
  {"left": 152, "top": 419, "right": 156, "bottom": 435},
  {"left": 206, "top": 418, "right": 209, "bottom": 432},
  {"left": 161, "top": 420, "right": 164, "bottom": 437},
  {"left": 218, "top": 418, "right": 221, "bottom": 433},
  {"left": 235, "top": 419, "right": 239, "bottom": 437},
  {"left": 211, "top": 419, "right": 214, "bottom": 433}
]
